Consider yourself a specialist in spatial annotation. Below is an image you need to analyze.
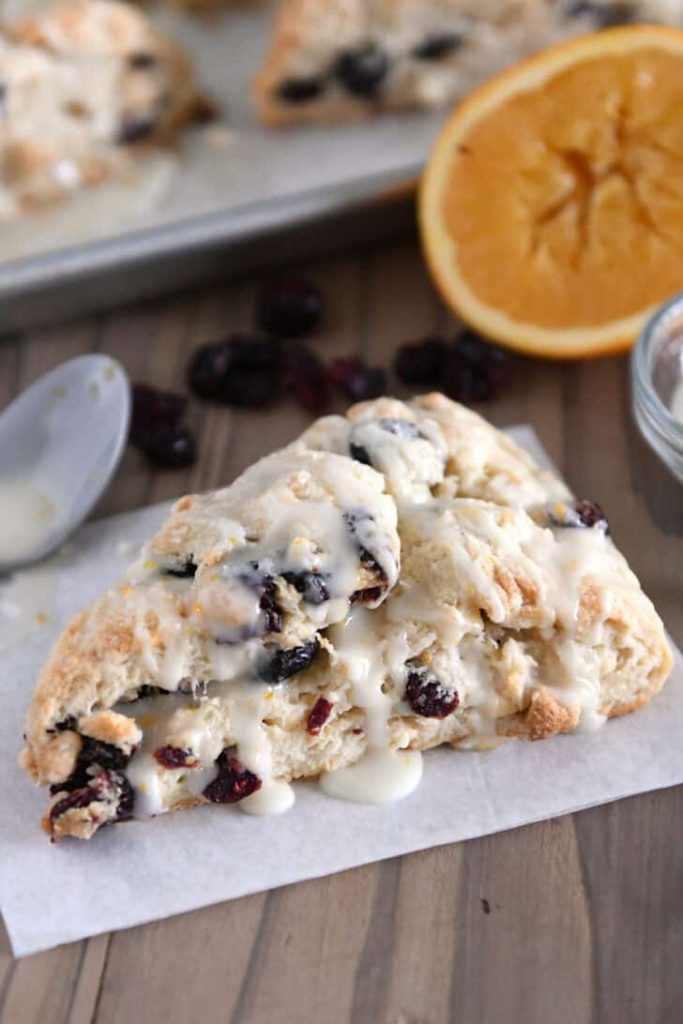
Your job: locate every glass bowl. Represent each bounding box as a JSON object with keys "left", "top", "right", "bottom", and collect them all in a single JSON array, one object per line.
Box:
[{"left": 631, "top": 294, "right": 683, "bottom": 483}]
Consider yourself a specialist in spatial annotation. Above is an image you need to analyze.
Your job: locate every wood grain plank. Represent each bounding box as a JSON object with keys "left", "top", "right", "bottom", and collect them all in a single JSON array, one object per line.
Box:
[
  {"left": 94, "top": 896, "right": 267, "bottom": 1024},
  {"left": 373, "top": 845, "right": 465, "bottom": 1024},
  {"left": 574, "top": 789, "right": 683, "bottom": 1024},
  {"left": 68, "top": 935, "right": 110, "bottom": 1024},
  {"left": 0, "top": 942, "right": 84, "bottom": 1024},
  {"left": 450, "top": 818, "right": 593, "bottom": 1024},
  {"left": 232, "top": 865, "right": 380, "bottom": 1024}
]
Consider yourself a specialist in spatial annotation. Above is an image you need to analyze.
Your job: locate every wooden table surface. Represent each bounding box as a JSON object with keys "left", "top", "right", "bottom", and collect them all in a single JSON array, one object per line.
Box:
[{"left": 1, "top": 239, "right": 681, "bottom": 1024}]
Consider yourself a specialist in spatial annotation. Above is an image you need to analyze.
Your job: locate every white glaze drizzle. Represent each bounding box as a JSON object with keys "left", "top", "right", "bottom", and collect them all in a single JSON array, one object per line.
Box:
[{"left": 320, "top": 607, "right": 423, "bottom": 804}]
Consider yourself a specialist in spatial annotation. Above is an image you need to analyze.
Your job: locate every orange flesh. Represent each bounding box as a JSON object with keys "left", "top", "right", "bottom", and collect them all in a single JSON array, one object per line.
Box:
[{"left": 444, "top": 48, "right": 683, "bottom": 329}]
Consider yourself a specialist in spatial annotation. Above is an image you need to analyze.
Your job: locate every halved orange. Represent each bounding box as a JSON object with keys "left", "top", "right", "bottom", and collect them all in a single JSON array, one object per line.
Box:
[{"left": 419, "top": 26, "right": 683, "bottom": 359}]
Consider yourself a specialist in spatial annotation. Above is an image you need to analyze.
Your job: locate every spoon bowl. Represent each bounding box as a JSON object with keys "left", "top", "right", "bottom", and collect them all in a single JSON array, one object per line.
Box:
[{"left": 0, "top": 355, "right": 130, "bottom": 574}]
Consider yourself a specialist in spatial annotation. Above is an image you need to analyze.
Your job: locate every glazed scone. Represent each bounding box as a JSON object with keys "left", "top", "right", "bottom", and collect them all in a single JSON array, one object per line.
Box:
[
  {"left": 254, "top": 0, "right": 681, "bottom": 126},
  {"left": 297, "top": 393, "right": 569, "bottom": 505},
  {"left": 0, "top": 0, "right": 205, "bottom": 219},
  {"left": 19, "top": 395, "right": 673, "bottom": 840}
]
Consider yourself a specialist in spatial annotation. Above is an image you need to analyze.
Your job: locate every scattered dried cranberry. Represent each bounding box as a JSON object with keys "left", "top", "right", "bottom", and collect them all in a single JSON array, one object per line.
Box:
[
  {"left": 187, "top": 334, "right": 281, "bottom": 407},
  {"left": 257, "top": 277, "right": 323, "bottom": 338},
  {"left": 394, "top": 336, "right": 450, "bottom": 386},
  {"left": 405, "top": 669, "right": 459, "bottom": 718},
  {"left": 154, "top": 746, "right": 198, "bottom": 769},
  {"left": 138, "top": 423, "right": 197, "bottom": 469},
  {"left": 574, "top": 500, "right": 609, "bottom": 530},
  {"left": 130, "top": 384, "right": 187, "bottom": 445},
  {"left": 259, "top": 637, "right": 321, "bottom": 683},
  {"left": 203, "top": 753, "right": 261, "bottom": 803},
  {"left": 306, "top": 696, "right": 333, "bottom": 735},
  {"left": 129, "top": 383, "right": 196, "bottom": 469},
  {"left": 445, "top": 330, "right": 512, "bottom": 403},
  {"left": 281, "top": 342, "right": 329, "bottom": 414},
  {"left": 327, "top": 357, "right": 386, "bottom": 402},
  {"left": 282, "top": 570, "right": 329, "bottom": 605}
]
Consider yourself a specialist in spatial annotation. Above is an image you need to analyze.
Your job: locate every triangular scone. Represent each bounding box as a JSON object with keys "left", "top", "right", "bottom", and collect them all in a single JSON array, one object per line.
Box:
[
  {"left": 253, "top": 0, "right": 666, "bottom": 126},
  {"left": 20, "top": 395, "right": 672, "bottom": 840},
  {"left": 0, "top": 0, "right": 204, "bottom": 219}
]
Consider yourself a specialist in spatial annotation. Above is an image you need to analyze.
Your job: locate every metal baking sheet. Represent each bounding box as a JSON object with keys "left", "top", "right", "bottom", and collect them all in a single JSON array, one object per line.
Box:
[{"left": 0, "top": 1, "right": 445, "bottom": 331}]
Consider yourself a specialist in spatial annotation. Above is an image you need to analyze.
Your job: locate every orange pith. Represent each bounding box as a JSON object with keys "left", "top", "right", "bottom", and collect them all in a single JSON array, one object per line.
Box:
[{"left": 419, "top": 27, "right": 683, "bottom": 359}]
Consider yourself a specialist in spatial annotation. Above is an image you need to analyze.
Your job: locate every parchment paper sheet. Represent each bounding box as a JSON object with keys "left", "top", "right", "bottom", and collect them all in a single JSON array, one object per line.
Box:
[{"left": 1, "top": 427, "right": 680, "bottom": 957}]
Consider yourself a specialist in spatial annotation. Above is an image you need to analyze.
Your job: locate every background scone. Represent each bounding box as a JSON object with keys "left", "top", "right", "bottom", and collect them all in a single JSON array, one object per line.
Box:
[
  {"left": 0, "top": 0, "right": 205, "bottom": 219},
  {"left": 254, "top": 0, "right": 677, "bottom": 127},
  {"left": 20, "top": 395, "right": 672, "bottom": 840}
]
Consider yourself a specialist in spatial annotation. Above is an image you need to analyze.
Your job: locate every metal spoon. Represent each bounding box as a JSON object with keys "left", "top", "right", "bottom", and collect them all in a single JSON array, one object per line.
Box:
[{"left": 0, "top": 355, "right": 130, "bottom": 574}]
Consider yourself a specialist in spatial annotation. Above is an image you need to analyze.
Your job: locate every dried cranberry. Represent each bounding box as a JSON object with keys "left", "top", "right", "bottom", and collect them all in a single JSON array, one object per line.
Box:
[
  {"left": 163, "top": 559, "right": 197, "bottom": 578},
  {"left": 349, "top": 443, "right": 371, "bottom": 465},
  {"left": 546, "top": 499, "right": 609, "bottom": 532},
  {"left": 327, "top": 357, "right": 386, "bottom": 402},
  {"left": 117, "top": 117, "right": 156, "bottom": 144},
  {"left": 412, "top": 33, "right": 463, "bottom": 60},
  {"left": 574, "top": 500, "right": 609, "bottom": 529},
  {"left": 277, "top": 76, "right": 326, "bottom": 103},
  {"left": 281, "top": 571, "right": 329, "bottom": 605},
  {"left": 405, "top": 669, "right": 459, "bottom": 718},
  {"left": 335, "top": 44, "right": 389, "bottom": 98},
  {"left": 130, "top": 384, "right": 187, "bottom": 446},
  {"left": 154, "top": 746, "right": 197, "bottom": 769},
  {"left": 127, "top": 51, "right": 158, "bottom": 71},
  {"left": 203, "top": 753, "right": 261, "bottom": 803},
  {"left": 257, "top": 277, "right": 323, "bottom": 338},
  {"left": 115, "top": 774, "right": 136, "bottom": 821},
  {"left": 79, "top": 735, "right": 130, "bottom": 772},
  {"left": 351, "top": 585, "right": 384, "bottom": 605},
  {"left": 259, "top": 637, "right": 321, "bottom": 683},
  {"left": 50, "top": 770, "right": 134, "bottom": 824},
  {"left": 566, "top": 1, "right": 633, "bottom": 28},
  {"left": 257, "top": 577, "right": 283, "bottom": 634},
  {"left": 344, "top": 511, "right": 388, "bottom": 589},
  {"left": 137, "top": 422, "right": 197, "bottom": 469},
  {"left": 187, "top": 335, "right": 281, "bottom": 407},
  {"left": 49, "top": 784, "right": 98, "bottom": 821},
  {"left": 281, "top": 342, "right": 329, "bottom": 414},
  {"left": 134, "top": 685, "right": 166, "bottom": 699},
  {"left": 394, "top": 336, "right": 449, "bottom": 386},
  {"left": 445, "top": 331, "right": 512, "bottom": 403},
  {"left": 306, "top": 696, "right": 333, "bottom": 735}
]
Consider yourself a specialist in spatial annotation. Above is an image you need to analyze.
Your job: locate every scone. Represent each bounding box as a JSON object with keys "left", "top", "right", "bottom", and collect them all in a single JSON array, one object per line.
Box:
[
  {"left": 19, "top": 395, "right": 673, "bottom": 840},
  {"left": 254, "top": 0, "right": 680, "bottom": 126},
  {"left": 0, "top": 0, "right": 205, "bottom": 219}
]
